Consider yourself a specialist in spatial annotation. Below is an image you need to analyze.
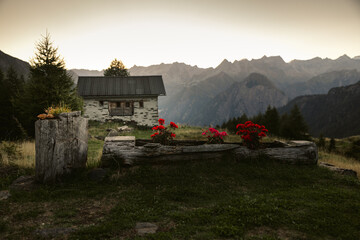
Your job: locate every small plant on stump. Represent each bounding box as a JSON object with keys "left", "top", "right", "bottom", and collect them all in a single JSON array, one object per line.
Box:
[
  {"left": 236, "top": 121, "right": 268, "bottom": 149},
  {"left": 37, "top": 103, "right": 72, "bottom": 120},
  {"left": 202, "top": 128, "right": 227, "bottom": 144},
  {"left": 151, "top": 118, "right": 178, "bottom": 145}
]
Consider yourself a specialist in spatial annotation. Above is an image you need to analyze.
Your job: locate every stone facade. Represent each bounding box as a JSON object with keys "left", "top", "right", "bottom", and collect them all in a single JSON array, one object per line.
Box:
[{"left": 83, "top": 97, "right": 159, "bottom": 126}]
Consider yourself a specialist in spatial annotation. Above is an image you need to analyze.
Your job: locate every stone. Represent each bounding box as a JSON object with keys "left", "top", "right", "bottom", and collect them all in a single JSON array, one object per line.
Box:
[
  {"left": 88, "top": 168, "right": 109, "bottom": 182},
  {"left": 135, "top": 222, "right": 158, "bottom": 236},
  {"left": 0, "top": 190, "right": 11, "bottom": 200},
  {"left": 117, "top": 125, "right": 133, "bottom": 132},
  {"left": 107, "top": 129, "right": 119, "bottom": 137},
  {"left": 9, "top": 175, "right": 35, "bottom": 191},
  {"left": 319, "top": 162, "right": 357, "bottom": 177},
  {"left": 35, "top": 227, "right": 74, "bottom": 237},
  {"left": 35, "top": 111, "right": 88, "bottom": 183}
]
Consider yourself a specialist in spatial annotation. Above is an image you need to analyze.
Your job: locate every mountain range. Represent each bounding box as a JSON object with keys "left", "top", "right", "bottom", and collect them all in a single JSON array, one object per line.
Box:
[
  {"left": 279, "top": 81, "right": 360, "bottom": 138},
  {"left": 1, "top": 50, "right": 360, "bottom": 136}
]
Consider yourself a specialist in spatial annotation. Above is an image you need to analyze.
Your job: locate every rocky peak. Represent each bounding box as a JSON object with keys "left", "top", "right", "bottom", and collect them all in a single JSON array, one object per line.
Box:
[{"left": 243, "top": 73, "right": 276, "bottom": 89}]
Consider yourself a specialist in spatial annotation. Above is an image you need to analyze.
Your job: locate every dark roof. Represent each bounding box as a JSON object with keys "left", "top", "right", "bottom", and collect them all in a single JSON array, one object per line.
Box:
[{"left": 77, "top": 76, "right": 166, "bottom": 97}]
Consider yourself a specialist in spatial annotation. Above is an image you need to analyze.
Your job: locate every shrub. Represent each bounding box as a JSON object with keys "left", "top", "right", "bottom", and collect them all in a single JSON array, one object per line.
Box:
[
  {"left": 151, "top": 118, "right": 178, "bottom": 145},
  {"left": 236, "top": 121, "right": 268, "bottom": 149},
  {"left": 37, "top": 103, "right": 72, "bottom": 120},
  {"left": 202, "top": 128, "right": 227, "bottom": 144}
]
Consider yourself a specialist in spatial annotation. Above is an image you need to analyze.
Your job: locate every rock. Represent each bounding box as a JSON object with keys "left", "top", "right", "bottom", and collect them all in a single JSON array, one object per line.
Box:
[
  {"left": 135, "top": 222, "right": 158, "bottom": 236},
  {"left": 107, "top": 129, "right": 119, "bottom": 137},
  {"left": 319, "top": 162, "right": 357, "bottom": 177},
  {"left": 95, "top": 136, "right": 105, "bottom": 141},
  {"left": 117, "top": 125, "right": 133, "bottom": 132},
  {"left": 0, "top": 190, "right": 11, "bottom": 200},
  {"left": 35, "top": 227, "right": 74, "bottom": 237},
  {"left": 88, "top": 168, "right": 109, "bottom": 182},
  {"left": 35, "top": 111, "right": 88, "bottom": 183},
  {"left": 9, "top": 175, "right": 35, "bottom": 191}
]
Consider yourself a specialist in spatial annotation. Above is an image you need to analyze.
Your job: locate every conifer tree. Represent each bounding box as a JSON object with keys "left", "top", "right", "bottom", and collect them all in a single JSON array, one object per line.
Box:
[
  {"left": 0, "top": 67, "right": 27, "bottom": 139},
  {"left": 104, "top": 58, "right": 130, "bottom": 77},
  {"left": 279, "top": 104, "right": 309, "bottom": 140},
  {"left": 263, "top": 106, "right": 280, "bottom": 136},
  {"left": 19, "top": 32, "right": 82, "bottom": 136}
]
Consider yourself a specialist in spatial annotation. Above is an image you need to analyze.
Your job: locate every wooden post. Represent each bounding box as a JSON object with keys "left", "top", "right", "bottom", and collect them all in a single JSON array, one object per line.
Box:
[{"left": 35, "top": 111, "right": 88, "bottom": 183}]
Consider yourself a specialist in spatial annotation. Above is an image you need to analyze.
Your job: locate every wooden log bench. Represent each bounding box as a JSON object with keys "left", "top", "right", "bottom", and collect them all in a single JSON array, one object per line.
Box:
[{"left": 101, "top": 136, "right": 318, "bottom": 168}]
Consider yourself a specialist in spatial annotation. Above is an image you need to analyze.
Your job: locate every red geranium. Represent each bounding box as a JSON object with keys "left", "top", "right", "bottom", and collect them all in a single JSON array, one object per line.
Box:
[
  {"left": 151, "top": 118, "right": 178, "bottom": 145},
  {"left": 202, "top": 127, "right": 227, "bottom": 144},
  {"left": 158, "top": 118, "right": 165, "bottom": 125},
  {"left": 170, "top": 121, "right": 178, "bottom": 128},
  {"left": 236, "top": 121, "right": 268, "bottom": 149}
]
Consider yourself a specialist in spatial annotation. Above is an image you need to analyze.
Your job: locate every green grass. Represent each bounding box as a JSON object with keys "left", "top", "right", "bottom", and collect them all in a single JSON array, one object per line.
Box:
[
  {"left": 1, "top": 123, "right": 360, "bottom": 239},
  {"left": 1, "top": 156, "right": 360, "bottom": 239}
]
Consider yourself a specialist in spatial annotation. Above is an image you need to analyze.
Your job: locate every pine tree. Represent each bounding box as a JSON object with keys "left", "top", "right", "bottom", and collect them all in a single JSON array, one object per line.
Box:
[
  {"left": 19, "top": 32, "right": 83, "bottom": 136},
  {"left": 279, "top": 104, "right": 310, "bottom": 140},
  {"left": 263, "top": 106, "right": 280, "bottom": 136},
  {"left": 104, "top": 59, "right": 130, "bottom": 77},
  {"left": 0, "top": 67, "right": 27, "bottom": 139}
]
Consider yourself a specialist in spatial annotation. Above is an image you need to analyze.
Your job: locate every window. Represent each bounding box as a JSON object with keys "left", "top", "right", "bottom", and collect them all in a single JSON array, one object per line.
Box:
[
  {"left": 109, "top": 101, "right": 134, "bottom": 116},
  {"left": 139, "top": 101, "right": 144, "bottom": 108}
]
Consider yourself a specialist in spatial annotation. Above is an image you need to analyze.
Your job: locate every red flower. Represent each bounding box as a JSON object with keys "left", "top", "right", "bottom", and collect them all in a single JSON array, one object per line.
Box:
[
  {"left": 158, "top": 118, "right": 165, "bottom": 125},
  {"left": 170, "top": 122, "right": 178, "bottom": 128},
  {"left": 261, "top": 129, "right": 269, "bottom": 132},
  {"left": 151, "top": 132, "right": 159, "bottom": 138},
  {"left": 158, "top": 125, "right": 165, "bottom": 130},
  {"left": 171, "top": 133, "right": 176, "bottom": 138},
  {"left": 152, "top": 126, "right": 158, "bottom": 130},
  {"left": 258, "top": 132, "right": 266, "bottom": 137}
]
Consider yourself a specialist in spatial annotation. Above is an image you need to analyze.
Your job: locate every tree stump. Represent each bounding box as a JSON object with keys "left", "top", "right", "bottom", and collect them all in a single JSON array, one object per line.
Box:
[{"left": 35, "top": 111, "right": 88, "bottom": 183}]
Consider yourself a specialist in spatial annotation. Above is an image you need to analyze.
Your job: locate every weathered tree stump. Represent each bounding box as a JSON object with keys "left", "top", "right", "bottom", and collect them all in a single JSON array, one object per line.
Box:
[
  {"left": 35, "top": 111, "right": 88, "bottom": 183},
  {"left": 101, "top": 137, "right": 318, "bottom": 168}
]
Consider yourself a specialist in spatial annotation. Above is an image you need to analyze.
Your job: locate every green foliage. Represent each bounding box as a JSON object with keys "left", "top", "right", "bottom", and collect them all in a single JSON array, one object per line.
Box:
[
  {"left": 263, "top": 106, "right": 280, "bottom": 136},
  {"left": 221, "top": 104, "right": 309, "bottom": 140},
  {"left": 317, "top": 133, "right": 326, "bottom": 150},
  {"left": 103, "top": 58, "right": 130, "bottom": 77},
  {"left": 328, "top": 138, "right": 336, "bottom": 153},
  {"left": 0, "top": 67, "right": 27, "bottom": 140},
  {"left": 279, "top": 104, "right": 310, "bottom": 140},
  {"left": 16, "top": 32, "right": 83, "bottom": 136}
]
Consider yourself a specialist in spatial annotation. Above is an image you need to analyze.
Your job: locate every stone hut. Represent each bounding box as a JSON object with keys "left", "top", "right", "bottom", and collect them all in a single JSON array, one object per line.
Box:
[{"left": 77, "top": 76, "right": 166, "bottom": 126}]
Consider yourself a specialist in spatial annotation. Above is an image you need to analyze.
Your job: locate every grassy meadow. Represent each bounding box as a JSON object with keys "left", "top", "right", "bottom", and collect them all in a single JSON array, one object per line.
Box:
[{"left": 1, "top": 122, "right": 360, "bottom": 239}]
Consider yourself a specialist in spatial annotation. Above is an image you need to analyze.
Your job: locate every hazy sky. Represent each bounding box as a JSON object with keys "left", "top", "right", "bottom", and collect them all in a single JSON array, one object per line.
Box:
[{"left": 1, "top": 0, "right": 359, "bottom": 70}]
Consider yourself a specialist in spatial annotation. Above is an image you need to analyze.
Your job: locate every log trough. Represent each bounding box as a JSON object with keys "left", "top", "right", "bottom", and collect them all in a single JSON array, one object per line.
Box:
[{"left": 101, "top": 136, "right": 318, "bottom": 168}]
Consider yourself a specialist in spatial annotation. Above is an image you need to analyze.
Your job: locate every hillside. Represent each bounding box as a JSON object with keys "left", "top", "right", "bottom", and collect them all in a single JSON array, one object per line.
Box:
[
  {"left": 0, "top": 50, "right": 30, "bottom": 78},
  {"left": 194, "top": 73, "right": 288, "bottom": 126},
  {"left": 279, "top": 81, "right": 360, "bottom": 138},
  {"left": 285, "top": 69, "right": 360, "bottom": 99}
]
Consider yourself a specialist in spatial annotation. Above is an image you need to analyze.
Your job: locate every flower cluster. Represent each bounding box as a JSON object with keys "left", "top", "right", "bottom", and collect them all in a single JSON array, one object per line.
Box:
[
  {"left": 151, "top": 118, "right": 178, "bottom": 145},
  {"left": 37, "top": 105, "right": 71, "bottom": 120},
  {"left": 236, "top": 121, "right": 268, "bottom": 149},
  {"left": 202, "top": 128, "right": 227, "bottom": 144}
]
